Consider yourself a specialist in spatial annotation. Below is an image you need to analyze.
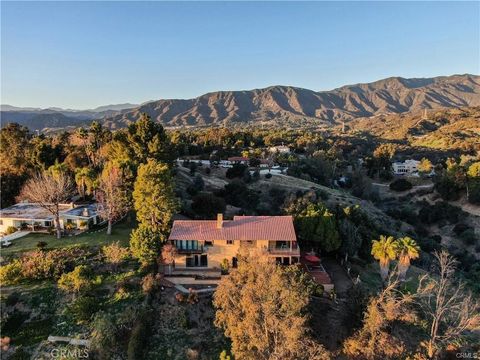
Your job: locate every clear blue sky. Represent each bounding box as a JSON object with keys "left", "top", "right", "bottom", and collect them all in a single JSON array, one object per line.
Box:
[{"left": 1, "top": 1, "right": 479, "bottom": 109}]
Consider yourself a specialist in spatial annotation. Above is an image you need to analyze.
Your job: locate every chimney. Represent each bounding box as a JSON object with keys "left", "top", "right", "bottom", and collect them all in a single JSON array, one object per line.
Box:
[{"left": 216, "top": 214, "right": 223, "bottom": 229}]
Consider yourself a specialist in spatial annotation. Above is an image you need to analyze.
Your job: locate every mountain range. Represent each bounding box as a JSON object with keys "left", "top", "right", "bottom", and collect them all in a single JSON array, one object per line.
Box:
[{"left": 1, "top": 74, "right": 479, "bottom": 131}]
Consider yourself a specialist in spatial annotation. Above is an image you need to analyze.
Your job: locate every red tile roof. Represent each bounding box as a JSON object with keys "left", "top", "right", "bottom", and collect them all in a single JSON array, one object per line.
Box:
[
  {"left": 169, "top": 216, "right": 297, "bottom": 241},
  {"left": 227, "top": 157, "right": 248, "bottom": 162}
]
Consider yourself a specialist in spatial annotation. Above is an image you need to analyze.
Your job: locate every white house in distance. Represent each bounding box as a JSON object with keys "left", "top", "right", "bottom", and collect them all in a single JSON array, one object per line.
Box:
[
  {"left": 269, "top": 145, "right": 291, "bottom": 154},
  {"left": 392, "top": 159, "right": 420, "bottom": 175},
  {"left": 0, "top": 202, "right": 99, "bottom": 234}
]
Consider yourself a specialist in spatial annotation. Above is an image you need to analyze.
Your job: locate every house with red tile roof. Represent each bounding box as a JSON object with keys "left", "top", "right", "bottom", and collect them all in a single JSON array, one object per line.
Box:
[{"left": 168, "top": 214, "right": 300, "bottom": 270}]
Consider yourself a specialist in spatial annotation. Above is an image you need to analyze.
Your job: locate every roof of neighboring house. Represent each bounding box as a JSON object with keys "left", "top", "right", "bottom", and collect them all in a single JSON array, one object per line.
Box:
[
  {"left": 0, "top": 203, "right": 98, "bottom": 221},
  {"left": 169, "top": 215, "right": 297, "bottom": 241},
  {"left": 227, "top": 157, "right": 248, "bottom": 162}
]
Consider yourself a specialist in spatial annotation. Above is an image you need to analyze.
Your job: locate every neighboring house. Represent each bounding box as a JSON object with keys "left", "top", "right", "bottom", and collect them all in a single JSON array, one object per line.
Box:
[
  {"left": 269, "top": 145, "right": 290, "bottom": 154},
  {"left": 227, "top": 156, "right": 249, "bottom": 165},
  {"left": 168, "top": 215, "right": 300, "bottom": 270},
  {"left": 219, "top": 160, "right": 233, "bottom": 168},
  {"left": 259, "top": 159, "right": 273, "bottom": 168},
  {"left": 0, "top": 202, "right": 99, "bottom": 234},
  {"left": 392, "top": 159, "right": 420, "bottom": 175}
]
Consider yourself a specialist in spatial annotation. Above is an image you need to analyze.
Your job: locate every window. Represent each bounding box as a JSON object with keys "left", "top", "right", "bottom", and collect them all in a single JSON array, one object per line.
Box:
[
  {"left": 0, "top": 220, "right": 3, "bottom": 225},
  {"left": 205, "top": 240, "right": 213, "bottom": 246},
  {"left": 226, "top": 240, "right": 234, "bottom": 245}
]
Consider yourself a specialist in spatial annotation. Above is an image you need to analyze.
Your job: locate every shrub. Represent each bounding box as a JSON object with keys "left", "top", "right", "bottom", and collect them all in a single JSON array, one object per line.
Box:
[
  {"left": 127, "top": 316, "right": 150, "bottom": 360},
  {"left": 36, "top": 241, "right": 48, "bottom": 250},
  {"left": 187, "top": 289, "right": 199, "bottom": 304},
  {"left": 265, "top": 173, "right": 272, "bottom": 179},
  {"left": 67, "top": 296, "right": 100, "bottom": 323},
  {"left": 453, "top": 223, "right": 471, "bottom": 235},
  {"left": 5, "top": 292, "right": 21, "bottom": 307},
  {"left": 0, "top": 260, "right": 22, "bottom": 285},
  {"left": 389, "top": 178, "right": 413, "bottom": 192},
  {"left": 58, "top": 265, "right": 93, "bottom": 294},
  {"left": 21, "top": 249, "right": 79, "bottom": 280},
  {"left": 141, "top": 273, "right": 162, "bottom": 294},
  {"left": 220, "top": 258, "right": 230, "bottom": 275},
  {"left": 460, "top": 229, "right": 477, "bottom": 246},
  {"left": 5, "top": 226, "right": 17, "bottom": 235},
  {"left": 102, "top": 242, "right": 129, "bottom": 270}
]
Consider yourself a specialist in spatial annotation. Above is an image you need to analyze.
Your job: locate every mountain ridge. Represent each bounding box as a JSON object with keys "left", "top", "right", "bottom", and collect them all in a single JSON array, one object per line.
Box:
[
  {"left": 103, "top": 74, "right": 480, "bottom": 128},
  {"left": 2, "top": 74, "right": 479, "bottom": 131}
]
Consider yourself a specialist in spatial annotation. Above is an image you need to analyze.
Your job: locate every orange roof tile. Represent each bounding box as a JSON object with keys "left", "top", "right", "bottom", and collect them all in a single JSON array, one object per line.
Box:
[{"left": 169, "top": 216, "right": 297, "bottom": 241}]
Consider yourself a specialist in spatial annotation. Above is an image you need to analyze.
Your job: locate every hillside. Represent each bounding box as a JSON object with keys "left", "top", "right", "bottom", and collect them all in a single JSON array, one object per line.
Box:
[
  {"left": 102, "top": 74, "right": 480, "bottom": 128},
  {"left": 346, "top": 106, "right": 480, "bottom": 152}
]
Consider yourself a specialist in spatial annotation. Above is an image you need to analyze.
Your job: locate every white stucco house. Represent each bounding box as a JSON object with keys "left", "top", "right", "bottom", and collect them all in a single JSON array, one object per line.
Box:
[
  {"left": 392, "top": 160, "right": 420, "bottom": 175},
  {"left": 0, "top": 202, "right": 99, "bottom": 234},
  {"left": 269, "top": 145, "right": 291, "bottom": 154}
]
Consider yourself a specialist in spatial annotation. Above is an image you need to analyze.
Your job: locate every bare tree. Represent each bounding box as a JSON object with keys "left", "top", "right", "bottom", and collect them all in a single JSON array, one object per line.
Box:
[
  {"left": 416, "top": 250, "right": 480, "bottom": 359},
  {"left": 96, "top": 165, "right": 129, "bottom": 235},
  {"left": 19, "top": 171, "right": 74, "bottom": 239}
]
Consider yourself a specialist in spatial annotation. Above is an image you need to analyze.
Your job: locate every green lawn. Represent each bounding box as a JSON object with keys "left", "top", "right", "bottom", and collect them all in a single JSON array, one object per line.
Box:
[{"left": 1, "top": 220, "right": 135, "bottom": 256}]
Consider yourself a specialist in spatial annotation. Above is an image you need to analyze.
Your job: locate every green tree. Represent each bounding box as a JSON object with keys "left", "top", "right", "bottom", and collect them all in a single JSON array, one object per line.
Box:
[
  {"left": 191, "top": 193, "right": 226, "bottom": 219},
  {"left": 371, "top": 235, "right": 397, "bottom": 282},
  {"left": 294, "top": 203, "right": 341, "bottom": 253},
  {"left": 133, "top": 159, "right": 178, "bottom": 234},
  {"left": 129, "top": 225, "right": 164, "bottom": 267},
  {"left": 126, "top": 113, "right": 172, "bottom": 164},
  {"left": 395, "top": 237, "right": 420, "bottom": 281}
]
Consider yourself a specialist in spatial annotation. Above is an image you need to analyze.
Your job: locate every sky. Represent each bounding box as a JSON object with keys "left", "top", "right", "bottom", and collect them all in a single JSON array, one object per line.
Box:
[{"left": 1, "top": 1, "right": 479, "bottom": 109}]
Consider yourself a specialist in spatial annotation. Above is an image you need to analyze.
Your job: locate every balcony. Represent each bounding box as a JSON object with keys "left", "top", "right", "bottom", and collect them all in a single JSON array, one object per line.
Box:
[
  {"left": 176, "top": 245, "right": 204, "bottom": 254},
  {"left": 267, "top": 241, "right": 300, "bottom": 255},
  {"left": 267, "top": 247, "right": 300, "bottom": 255}
]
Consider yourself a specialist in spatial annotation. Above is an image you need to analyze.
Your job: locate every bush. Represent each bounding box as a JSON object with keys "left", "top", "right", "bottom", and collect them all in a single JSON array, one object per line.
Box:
[
  {"left": 226, "top": 164, "right": 247, "bottom": 179},
  {"left": 389, "top": 178, "right": 413, "bottom": 192},
  {"left": 220, "top": 258, "right": 230, "bottom": 275},
  {"left": 141, "top": 273, "right": 162, "bottom": 294},
  {"left": 460, "top": 229, "right": 477, "bottom": 246},
  {"left": 36, "top": 241, "right": 48, "bottom": 250},
  {"left": 21, "top": 248, "right": 84, "bottom": 280},
  {"left": 58, "top": 265, "right": 94, "bottom": 294},
  {"left": 0, "top": 260, "right": 22, "bottom": 285},
  {"left": 453, "top": 223, "right": 471, "bottom": 235},
  {"left": 127, "top": 316, "right": 150, "bottom": 360},
  {"left": 5, "top": 226, "right": 17, "bottom": 235},
  {"left": 67, "top": 296, "right": 100, "bottom": 323},
  {"left": 265, "top": 173, "right": 272, "bottom": 179}
]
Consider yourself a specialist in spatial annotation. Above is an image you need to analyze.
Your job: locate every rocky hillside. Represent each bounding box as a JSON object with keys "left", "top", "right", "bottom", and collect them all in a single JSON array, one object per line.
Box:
[{"left": 103, "top": 74, "right": 480, "bottom": 128}]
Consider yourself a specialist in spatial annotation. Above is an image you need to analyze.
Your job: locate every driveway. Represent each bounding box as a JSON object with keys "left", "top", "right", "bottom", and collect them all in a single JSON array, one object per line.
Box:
[{"left": 322, "top": 258, "right": 353, "bottom": 296}]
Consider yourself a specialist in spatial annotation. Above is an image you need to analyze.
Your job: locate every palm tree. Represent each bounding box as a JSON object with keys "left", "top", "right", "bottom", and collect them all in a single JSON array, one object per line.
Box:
[
  {"left": 75, "top": 167, "right": 96, "bottom": 199},
  {"left": 371, "top": 235, "right": 397, "bottom": 282},
  {"left": 396, "top": 237, "right": 420, "bottom": 281}
]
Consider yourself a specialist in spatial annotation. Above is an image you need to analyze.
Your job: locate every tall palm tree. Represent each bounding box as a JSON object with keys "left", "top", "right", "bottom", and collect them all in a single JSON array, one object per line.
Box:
[
  {"left": 371, "top": 235, "right": 397, "bottom": 282},
  {"left": 396, "top": 237, "right": 420, "bottom": 281}
]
